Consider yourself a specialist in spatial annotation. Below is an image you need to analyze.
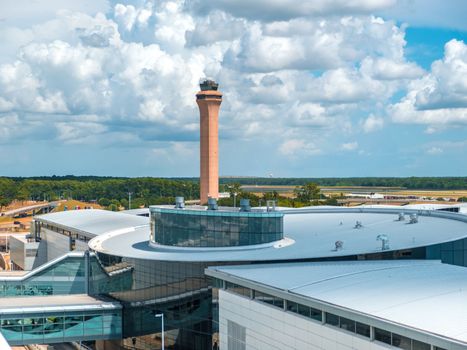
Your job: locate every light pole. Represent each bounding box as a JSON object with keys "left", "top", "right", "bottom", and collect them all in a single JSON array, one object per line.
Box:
[
  {"left": 155, "top": 313, "right": 164, "bottom": 350},
  {"left": 234, "top": 192, "right": 238, "bottom": 208},
  {"left": 128, "top": 192, "right": 132, "bottom": 210}
]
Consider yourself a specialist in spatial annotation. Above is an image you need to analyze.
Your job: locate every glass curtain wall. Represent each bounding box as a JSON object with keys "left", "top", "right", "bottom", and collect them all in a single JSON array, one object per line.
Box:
[
  {"left": 0, "top": 309, "right": 122, "bottom": 345},
  {"left": 96, "top": 252, "right": 230, "bottom": 350},
  {"left": 0, "top": 256, "right": 86, "bottom": 297},
  {"left": 151, "top": 209, "right": 283, "bottom": 247}
]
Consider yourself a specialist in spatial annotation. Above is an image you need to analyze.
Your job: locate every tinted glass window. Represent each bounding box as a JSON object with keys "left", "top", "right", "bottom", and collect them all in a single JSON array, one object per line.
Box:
[
  {"left": 339, "top": 317, "right": 355, "bottom": 332},
  {"left": 375, "top": 328, "right": 391, "bottom": 345},
  {"left": 325, "top": 313, "right": 339, "bottom": 327},
  {"left": 413, "top": 340, "right": 431, "bottom": 350},
  {"left": 392, "top": 333, "right": 411, "bottom": 350},
  {"left": 286, "top": 301, "right": 298, "bottom": 313},
  {"left": 297, "top": 304, "right": 310, "bottom": 317},
  {"left": 310, "top": 307, "right": 322, "bottom": 322},
  {"left": 355, "top": 322, "right": 370, "bottom": 338}
]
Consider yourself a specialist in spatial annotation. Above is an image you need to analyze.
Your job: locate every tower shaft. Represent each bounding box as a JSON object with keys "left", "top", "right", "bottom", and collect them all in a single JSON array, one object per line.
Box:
[{"left": 196, "top": 82, "right": 222, "bottom": 204}]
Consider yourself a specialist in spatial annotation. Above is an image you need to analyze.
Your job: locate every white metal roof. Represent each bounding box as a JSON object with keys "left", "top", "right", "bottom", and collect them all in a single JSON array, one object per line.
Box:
[
  {"left": 36, "top": 209, "right": 148, "bottom": 237},
  {"left": 207, "top": 260, "right": 467, "bottom": 345},
  {"left": 88, "top": 207, "right": 467, "bottom": 262}
]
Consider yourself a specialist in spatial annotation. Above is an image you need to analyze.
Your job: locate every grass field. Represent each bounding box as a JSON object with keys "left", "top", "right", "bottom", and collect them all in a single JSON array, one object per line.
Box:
[
  {"left": 52, "top": 200, "right": 102, "bottom": 212},
  {"left": 242, "top": 185, "right": 467, "bottom": 201},
  {"left": 0, "top": 216, "right": 13, "bottom": 223}
]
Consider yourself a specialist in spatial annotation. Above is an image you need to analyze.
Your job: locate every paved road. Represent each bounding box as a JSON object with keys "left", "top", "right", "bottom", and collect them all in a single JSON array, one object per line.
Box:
[{"left": 1, "top": 202, "right": 60, "bottom": 217}]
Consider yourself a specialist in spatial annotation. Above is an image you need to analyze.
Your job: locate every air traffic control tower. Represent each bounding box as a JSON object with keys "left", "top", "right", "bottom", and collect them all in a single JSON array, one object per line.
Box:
[{"left": 196, "top": 79, "right": 222, "bottom": 204}]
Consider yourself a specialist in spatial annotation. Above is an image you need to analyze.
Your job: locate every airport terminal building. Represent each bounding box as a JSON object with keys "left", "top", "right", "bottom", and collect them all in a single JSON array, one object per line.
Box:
[
  {"left": 2, "top": 82, "right": 467, "bottom": 349},
  {"left": 0, "top": 201, "right": 467, "bottom": 349}
]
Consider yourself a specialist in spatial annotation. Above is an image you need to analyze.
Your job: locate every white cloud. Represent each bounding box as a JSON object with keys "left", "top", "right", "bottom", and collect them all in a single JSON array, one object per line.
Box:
[
  {"left": 151, "top": 141, "right": 197, "bottom": 160},
  {"left": 185, "top": 11, "right": 245, "bottom": 47},
  {"left": 0, "top": 113, "right": 20, "bottom": 141},
  {"left": 380, "top": 0, "right": 467, "bottom": 31},
  {"left": 360, "top": 57, "right": 424, "bottom": 80},
  {"left": 426, "top": 146, "right": 443, "bottom": 155},
  {"left": 191, "top": 0, "right": 395, "bottom": 21},
  {"left": 361, "top": 114, "right": 384, "bottom": 133},
  {"left": 390, "top": 39, "right": 467, "bottom": 127},
  {"left": 341, "top": 141, "right": 359, "bottom": 151},
  {"left": 114, "top": 4, "right": 153, "bottom": 32},
  {"left": 0, "top": 0, "right": 448, "bottom": 169},
  {"left": 279, "top": 139, "right": 321, "bottom": 157}
]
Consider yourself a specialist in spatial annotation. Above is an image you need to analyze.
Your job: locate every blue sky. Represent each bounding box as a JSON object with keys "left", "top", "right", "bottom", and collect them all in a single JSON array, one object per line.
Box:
[{"left": 0, "top": 0, "right": 466, "bottom": 177}]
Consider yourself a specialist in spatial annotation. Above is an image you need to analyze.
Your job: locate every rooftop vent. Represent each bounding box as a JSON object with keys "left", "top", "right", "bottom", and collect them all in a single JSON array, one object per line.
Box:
[
  {"left": 266, "top": 200, "right": 276, "bottom": 212},
  {"left": 240, "top": 198, "right": 251, "bottom": 212},
  {"left": 408, "top": 214, "right": 418, "bottom": 224},
  {"left": 207, "top": 197, "right": 218, "bottom": 210},
  {"left": 354, "top": 221, "right": 363, "bottom": 229},
  {"left": 397, "top": 212, "right": 405, "bottom": 221},
  {"left": 376, "top": 234, "right": 390, "bottom": 250},
  {"left": 334, "top": 240, "right": 343, "bottom": 251},
  {"left": 175, "top": 196, "right": 185, "bottom": 209}
]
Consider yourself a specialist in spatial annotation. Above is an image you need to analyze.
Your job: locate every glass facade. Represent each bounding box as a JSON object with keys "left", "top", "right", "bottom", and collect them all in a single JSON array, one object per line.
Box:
[
  {"left": 0, "top": 253, "right": 132, "bottom": 298},
  {"left": 426, "top": 237, "right": 467, "bottom": 267},
  {"left": 0, "top": 309, "right": 122, "bottom": 346},
  {"left": 95, "top": 252, "right": 230, "bottom": 350},
  {"left": 150, "top": 207, "right": 283, "bottom": 247},
  {"left": 0, "top": 255, "right": 86, "bottom": 297},
  {"left": 374, "top": 328, "right": 431, "bottom": 350}
]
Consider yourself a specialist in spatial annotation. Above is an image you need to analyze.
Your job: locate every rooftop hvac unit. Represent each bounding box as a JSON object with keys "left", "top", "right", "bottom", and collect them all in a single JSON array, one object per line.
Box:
[
  {"left": 397, "top": 212, "right": 405, "bottom": 221},
  {"left": 240, "top": 199, "right": 251, "bottom": 212},
  {"left": 377, "top": 234, "right": 390, "bottom": 250},
  {"left": 175, "top": 197, "right": 185, "bottom": 209},
  {"left": 207, "top": 197, "right": 218, "bottom": 210},
  {"left": 354, "top": 221, "right": 363, "bottom": 229},
  {"left": 408, "top": 214, "right": 418, "bottom": 224},
  {"left": 334, "top": 240, "right": 344, "bottom": 251},
  {"left": 266, "top": 200, "right": 276, "bottom": 212}
]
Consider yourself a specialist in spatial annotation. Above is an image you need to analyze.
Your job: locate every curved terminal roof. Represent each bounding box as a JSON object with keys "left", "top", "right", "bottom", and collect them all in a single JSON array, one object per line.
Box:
[
  {"left": 36, "top": 209, "right": 148, "bottom": 238},
  {"left": 83, "top": 207, "right": 467, "bottom": 262},
  {"left": 207, "top": 260, "right": 467, "bottom": 346}
]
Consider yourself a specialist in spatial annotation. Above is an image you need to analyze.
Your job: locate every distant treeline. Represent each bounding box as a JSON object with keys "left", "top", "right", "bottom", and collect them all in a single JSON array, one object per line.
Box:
[
  {"left": 215, "top": 177, "right": 467, "bottom": 190},
  {"left": 0, "top": 176, "right": 466, "bottom": 209},
  {"left": 0, "top": 176, "right": 199, "bottom": 208}
]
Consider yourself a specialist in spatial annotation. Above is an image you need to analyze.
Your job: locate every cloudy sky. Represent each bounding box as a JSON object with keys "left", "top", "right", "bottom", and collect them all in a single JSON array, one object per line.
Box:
[{"left": 0, "top": 0, "right": 466, "bottom": 177}]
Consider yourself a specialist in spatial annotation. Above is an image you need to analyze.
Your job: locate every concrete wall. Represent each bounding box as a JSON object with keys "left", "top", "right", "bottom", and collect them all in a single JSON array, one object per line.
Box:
[
  {"left": 42, "top": 228, "right": 71, "bottom": 262},
  {"left": 9, "top": 235, "right": 39, "bottom": 271},
  {"left": 31, "top": 228, "right": 89, "bottom": 268},
  {"left": 219, "top": 290, "right": 391, "bottom": 350}
]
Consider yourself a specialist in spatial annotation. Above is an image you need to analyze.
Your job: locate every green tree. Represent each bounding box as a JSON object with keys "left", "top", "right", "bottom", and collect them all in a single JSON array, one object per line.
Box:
[
  {"left": 294, "top": 182, "right": 321, "bottom": 202},
  {"left": 98, "top": 198, "right": 110, "bottom": 207}
]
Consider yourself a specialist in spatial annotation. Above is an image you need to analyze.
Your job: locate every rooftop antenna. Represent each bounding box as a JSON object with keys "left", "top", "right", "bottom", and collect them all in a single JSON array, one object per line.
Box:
[{"left": 376, "top": 234, "right": 390, "bottom": 250}]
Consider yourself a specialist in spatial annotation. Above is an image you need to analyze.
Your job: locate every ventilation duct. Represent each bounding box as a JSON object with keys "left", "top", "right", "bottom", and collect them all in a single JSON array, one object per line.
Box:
[
  {"left": 207, "top": 197, "right": 218, "bottom": 210},
  {"left": 240, "top": 199, "right": 251, "bottom": 212},
  {"left": 175, "top": 197, "right": 185, "bottom": 209}
]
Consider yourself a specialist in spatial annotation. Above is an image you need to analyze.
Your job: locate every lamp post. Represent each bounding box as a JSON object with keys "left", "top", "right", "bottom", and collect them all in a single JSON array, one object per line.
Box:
[
  {"left": 155, "top": 313, "right": 165, "bottom": 350},
  {"left": 234, "top": 192, "right": 238, "bottom": 208}
]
